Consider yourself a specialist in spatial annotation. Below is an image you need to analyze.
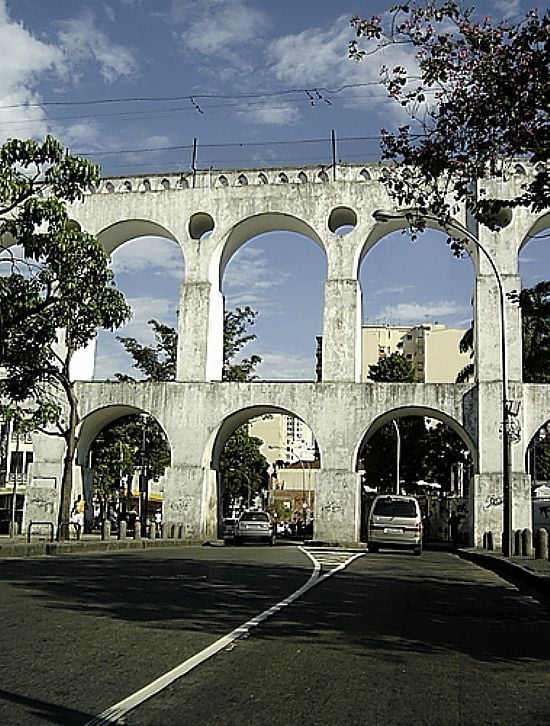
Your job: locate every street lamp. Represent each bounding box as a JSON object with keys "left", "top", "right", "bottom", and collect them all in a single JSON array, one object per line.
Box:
[
  {"left": 373, "top": 209, "right": 519, "bottom": 556},
  {"left": 139, "top": 413, "right": 149, "bottom": 537},
  {"left": 391, "top": 419, "right": 401, "bottom": 495}
]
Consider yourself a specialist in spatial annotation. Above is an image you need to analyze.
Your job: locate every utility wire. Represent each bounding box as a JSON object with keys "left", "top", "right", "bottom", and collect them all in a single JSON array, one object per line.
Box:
[{"left": 0, "top": 82, "right": 391, "bottom": 109}]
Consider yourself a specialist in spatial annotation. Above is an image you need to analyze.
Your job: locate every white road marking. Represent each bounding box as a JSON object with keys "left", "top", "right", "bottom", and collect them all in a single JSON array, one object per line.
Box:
[{"left": 85, "top": 546, "right": 363, "bottom": 726}]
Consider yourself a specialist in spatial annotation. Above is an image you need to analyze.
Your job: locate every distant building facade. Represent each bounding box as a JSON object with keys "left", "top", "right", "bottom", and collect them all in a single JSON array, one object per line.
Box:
[{"left": 361, "top": 323, "right": 471, "bottom": 383}]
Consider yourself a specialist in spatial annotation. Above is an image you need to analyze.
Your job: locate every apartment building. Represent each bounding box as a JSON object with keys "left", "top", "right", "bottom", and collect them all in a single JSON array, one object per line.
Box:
[{"left": 361, "top": 323, "right": 471, "bottom": 383}]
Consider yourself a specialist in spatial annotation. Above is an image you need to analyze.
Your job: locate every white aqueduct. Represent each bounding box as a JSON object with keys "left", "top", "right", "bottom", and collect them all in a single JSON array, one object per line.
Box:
[{"left": 23, "top": 162, "right": 549, "bottom": 546}]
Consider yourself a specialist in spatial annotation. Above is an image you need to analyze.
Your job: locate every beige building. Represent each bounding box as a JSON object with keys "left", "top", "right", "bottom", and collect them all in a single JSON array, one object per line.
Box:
[
  {"left": 361, "top": 323, "right": 471, "bottom": 383},
  {"left": 249, "top": 414, "right": 316, "bottom": 465}
]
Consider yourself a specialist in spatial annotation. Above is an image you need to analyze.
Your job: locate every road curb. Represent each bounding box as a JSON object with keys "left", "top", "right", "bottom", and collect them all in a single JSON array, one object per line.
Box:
[
  {"left": 458, "top": 548, "right": 550, "bottom": 599},
  {"left": 0, "top": 537, "right": 205, "bottom": 559}
]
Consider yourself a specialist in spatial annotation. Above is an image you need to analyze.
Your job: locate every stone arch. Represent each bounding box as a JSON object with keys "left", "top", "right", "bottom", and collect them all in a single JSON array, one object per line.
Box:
[
  {"left": 96, "top": 218, "right": 181, "bottom": 256},
  {"left": 359, "top": 168, "right": 371, "bottom": 181},
  {"left": 216, "top": 175, "right": 229, "bottom": 188},
  {"left": 208, "top": 404, "right": 321, "bottom": 470},
  {"left": 76, "top": 404, "right": 173, "bottom": 467},
  {"left": 355, "top": 405, "right": 477, "bottom": 468},
  {"left": 317, "top": 170, "right": 329, "bottom": 183},
  {"left": 216, "top": 211, "right": 326, "bottom": 282},
  {"left": 122, "top": 180, "right": 132, "bottom": 192},
  {"left": 298, "top": 171, "right": 308, "bottom": 184},
  {"left": 205, "top": 404, "right": 320, "bottom": 531},
  {"left": 105, "top": 181, "right": 115, "bottom": 193},
  {"left": 277, "top": 172, "right": 289, "bottom": 184},
  {"left": 161, "top": 178, "right": 171, "bottom": 190},
  {"left": 139, "top": 179, "right": 151, "bottom": 192},
  {"left": 517, "top": 210, "right": 550, "bottom": 257},
  {"left": 358, "top": 214, "right": 478, "bottom": 278},
  {"left": 237, "top": 174, "right": 248, "bottom": 186},
  {"left": 257, "top": 173, "right": 268, "bottom": 185}
]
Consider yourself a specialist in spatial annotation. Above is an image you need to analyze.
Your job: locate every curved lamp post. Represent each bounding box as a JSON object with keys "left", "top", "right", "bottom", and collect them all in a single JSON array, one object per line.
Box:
[
  {"left": 392, "top": 419, "right": 401, "bottom": 495},
  {"left": 373, "top": 209, "right": 517, "bottom": 556}
]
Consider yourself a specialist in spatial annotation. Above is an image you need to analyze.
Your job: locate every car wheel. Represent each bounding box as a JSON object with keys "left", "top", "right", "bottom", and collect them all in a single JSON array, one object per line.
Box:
[
  {"left": 413, "top": 546, "right": 422, "bottom": 556},
  {"left": 369, "top": 543, "right": 379, "bottom": 553},
  {"left": 234, "top": 536, "right": 243, "bottom": 546}
]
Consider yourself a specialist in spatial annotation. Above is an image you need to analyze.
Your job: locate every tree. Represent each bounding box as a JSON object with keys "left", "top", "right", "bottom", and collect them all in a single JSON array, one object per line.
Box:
[
  {"left": 116, "top": 319, "right": 177, "bottom": 382},
  {"left": 218, "top": 426, "right": 268, "bottom": 508},
  {"left": 89, "top": 414, "right": 171, "bottom": 515},
  {"left": 113, "top": 308, "right": 267, "bottom": 512},
  {"left": 422, "top": 421, "right": 471, "bottom": 489},
  {"left": 0, "top": 136, "right": 131, "bottom": 533},
  {"left": 223, "top": 306, "right": 262, "bottom": 381},
  {"left": 116, "top": 306, "right": 261, "bottom": 382},
  {"left": 369, "top": 351, "right": 416, "bottom": 381},
  {"left": 456, "top": 281, "right": 550, "bottom": 383},
  {"left": 456, "top": 325, "right": 474, "bottom": 383},
  {"left": 350, "top": 4, "right": 548, "bottom": 229},
  {"left": 514, "top": 281, "right": 550, "bottom": 383}
]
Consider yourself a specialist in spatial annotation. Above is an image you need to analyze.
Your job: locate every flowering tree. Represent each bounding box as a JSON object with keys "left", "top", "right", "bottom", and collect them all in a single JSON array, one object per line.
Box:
[{"left": 349, "top": 3, "right": 548, "bottom": 229}]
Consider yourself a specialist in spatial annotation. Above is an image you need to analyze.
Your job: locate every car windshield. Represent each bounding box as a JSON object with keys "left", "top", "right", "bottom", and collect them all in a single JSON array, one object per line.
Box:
[
  {"left": 373, "top": 499, "right": 417, "bottom": 518},
  {"left": 240, "top": 512, "right": 269, "bottom": 522}
]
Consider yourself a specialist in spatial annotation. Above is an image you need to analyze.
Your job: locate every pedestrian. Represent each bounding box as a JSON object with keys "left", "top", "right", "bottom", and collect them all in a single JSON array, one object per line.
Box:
[
  {"left": 71, "top": 495, "right": 85, "bottom": 537},
  {"left": 154, "top": 509, "right": 162, "bottom": 537}
]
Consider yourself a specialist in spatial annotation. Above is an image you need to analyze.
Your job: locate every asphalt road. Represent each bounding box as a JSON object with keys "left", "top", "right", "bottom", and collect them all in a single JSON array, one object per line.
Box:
[{"left": 1, "top": 545, "right": 549, "bottom": 725}]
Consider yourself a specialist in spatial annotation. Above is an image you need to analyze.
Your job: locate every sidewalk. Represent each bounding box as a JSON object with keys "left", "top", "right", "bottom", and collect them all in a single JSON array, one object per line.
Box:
[
  {"left": 0, "top": 532, "right": 199, "bottom": 559},
  {"left": 459, "top": 547, "right": 550, "bottom": 601}
]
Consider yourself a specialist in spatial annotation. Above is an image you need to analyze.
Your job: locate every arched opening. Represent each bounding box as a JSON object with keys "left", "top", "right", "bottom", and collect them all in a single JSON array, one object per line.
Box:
[
  {"left": 356, "top": 409, "right": 475, "bottom": 545},
  {"left": 211, "top": 406, "right": 320, "bottom": 542},
  {"left": 526, "top": 420, "right": 550, "bottom": 539},
  {"left": 518, "top": 214, "right": 550, "bottom": 383},
  {"left": 78, "top": 406, "right": 171, "bottom": 537},
  {"left": 221, "top": 215, "right": 326, "bottom": 380},
  {"left": 359, "top": 227, "right": 475, "bottom": 383},
  {"left": 94, "top": 220, "right": 184, "bottom": 380}
]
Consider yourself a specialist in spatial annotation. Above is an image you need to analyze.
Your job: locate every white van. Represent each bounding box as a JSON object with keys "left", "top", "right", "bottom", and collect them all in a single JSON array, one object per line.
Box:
[{"left": 367, "top": 495, "right": 423, "bottom": 555}]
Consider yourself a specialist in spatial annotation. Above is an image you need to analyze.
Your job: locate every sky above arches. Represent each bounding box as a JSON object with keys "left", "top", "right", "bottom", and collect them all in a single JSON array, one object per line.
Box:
[{"left": 1, "top": 0, "right": 547, "bottom": 380}]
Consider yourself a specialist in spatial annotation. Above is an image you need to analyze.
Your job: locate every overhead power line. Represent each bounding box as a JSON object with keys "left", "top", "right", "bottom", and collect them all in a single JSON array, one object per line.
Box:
[{"left": 0, "top": 81, "right": 403, "bottom": 110}]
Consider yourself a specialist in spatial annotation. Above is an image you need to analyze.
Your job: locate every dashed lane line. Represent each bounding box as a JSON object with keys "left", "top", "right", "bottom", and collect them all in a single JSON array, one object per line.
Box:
[{"left": 85, "top": 546, "right": 363, "bottom": 726}]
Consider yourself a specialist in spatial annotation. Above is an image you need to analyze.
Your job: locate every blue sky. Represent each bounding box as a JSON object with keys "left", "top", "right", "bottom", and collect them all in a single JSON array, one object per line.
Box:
[{"left": 0, "top": 0, "right": 546, "bottom": 380}]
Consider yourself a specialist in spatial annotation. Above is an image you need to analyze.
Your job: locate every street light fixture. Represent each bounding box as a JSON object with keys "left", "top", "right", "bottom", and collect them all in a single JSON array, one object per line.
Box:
[
  {"left": 391, "top": 419, "right": 401, "bottom": 495},
  {"left": 139, "top": 413, "right": 149, "bottom": 537},
  {"left": 373, "top": 209, "right": 519, "bottom": 556}
]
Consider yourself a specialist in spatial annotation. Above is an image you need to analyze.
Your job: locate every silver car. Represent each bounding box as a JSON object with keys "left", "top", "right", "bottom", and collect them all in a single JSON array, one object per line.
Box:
[
  {"left": 235, "top": 510, "right": 275, "bottom": 546},
  {"left": 367, "top": 495, "right": 423, "bottom": 555}
]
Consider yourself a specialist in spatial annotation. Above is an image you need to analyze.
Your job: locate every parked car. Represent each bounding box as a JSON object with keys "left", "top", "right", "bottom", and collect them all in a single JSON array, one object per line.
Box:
[
  {"left": 367, "top": 494, "right": 423, "bottom": 555},
  {"left": 235, "top": 510, "right": 275, "bottom": 546},
  {"left": 221, "top": 517, "right": 237, "bottom": 544}
]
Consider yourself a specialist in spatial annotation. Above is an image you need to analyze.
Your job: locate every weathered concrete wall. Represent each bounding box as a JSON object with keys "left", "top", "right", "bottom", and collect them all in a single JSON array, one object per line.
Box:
[{"left": 24, "top": 163, "right": 548, "bottom": 545}]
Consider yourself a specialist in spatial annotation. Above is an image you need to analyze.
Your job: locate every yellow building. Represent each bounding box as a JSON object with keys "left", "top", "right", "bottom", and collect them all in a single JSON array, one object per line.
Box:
[{"left": 361, "top": 323, "right": 470, "bottom": 383}]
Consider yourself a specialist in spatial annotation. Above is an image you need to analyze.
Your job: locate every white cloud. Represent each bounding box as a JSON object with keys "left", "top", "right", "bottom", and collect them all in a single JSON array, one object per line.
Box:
[
  {"left": 0, "top": 1, "right": 139, "bottom": 144},
  {"left": 57, "top": 11, "right": 138, "bottom": 84},
  {"left": 376, "top": 300, "right": 466, "bottom": 323},
  {"left": 0, "top": 1, "right": 62, "bottom": 142},
  {"left": 255, "top": 351, "right": 314, "bottom": 381},
  {"left": 266, "top": 13, "right": 419, "bottom": 122},
  {"left": 373, "top": 284, "right": 416, "bottom": 296},
  {"left": 224, "top": 245, "right": 292, "bottom": 315},
  {"left": 180, "top": 0, "right": 269, "bottom": 59},
  {"left": 237, "top": 102, "right": 300, "bottom": 127},
  {"left": 111, "top": 237, "right": 184, "bottom": 279},
  {"left": 491, "top": 0, "right": 525, "bottom": 21}
]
